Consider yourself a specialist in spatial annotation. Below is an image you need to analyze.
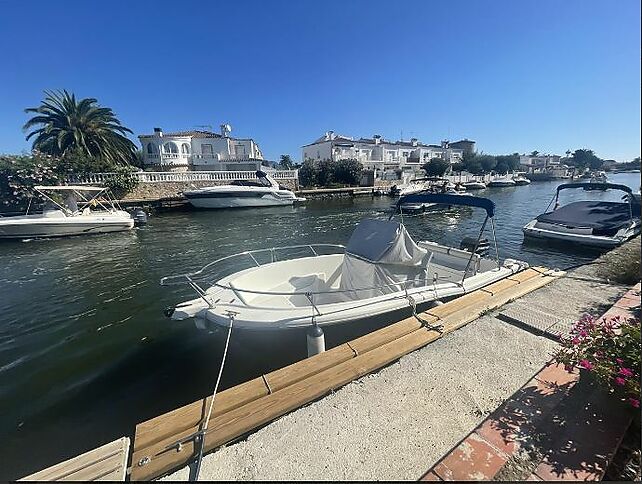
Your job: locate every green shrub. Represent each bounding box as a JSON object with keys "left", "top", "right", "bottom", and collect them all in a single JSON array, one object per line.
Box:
[{"left": 103, "top": 166, "right": 139, "bottom": 199}]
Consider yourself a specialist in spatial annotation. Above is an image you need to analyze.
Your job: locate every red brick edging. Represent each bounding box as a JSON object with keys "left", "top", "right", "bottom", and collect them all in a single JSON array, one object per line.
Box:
[{"left": 421, "top": 282, "right": 641, "bottom": 482}]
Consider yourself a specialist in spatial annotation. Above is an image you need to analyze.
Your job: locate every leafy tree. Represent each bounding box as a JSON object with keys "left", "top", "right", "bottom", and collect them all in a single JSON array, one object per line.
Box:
[
  {"left": 0, "top": 152, "right": 60, "bottom": 210},
  {"left": 451, "top": 162, "right": 466, "bottom": 172},
  {"left": 298, "top": 159, "right": 318, "bottom": 187},
  {"left": 495, "top": 154, "right": 520, "bottom": 174},
  {"left": 422, "top": 158, "right": 450, "bottom": 177},
  {"left": 317, "top": 159, "right": 334, "bottom": 186},
  {"left": 332, "top": 159, "right": 363, "bottom": 185},
  {"left": 530, "top": 150, "right": 540, "bottom": 156},
  {"left": 23, "top": 90, "right": 137, "bottom": 166},
  {"left": 570, "top": 149, "right": 603, "bottom": 170},
  {"left": 278, "top": 154, "right": 294, "bottom": 170},
  {"left": 477, "top": 154, "right": 497, "bottom": 173}
]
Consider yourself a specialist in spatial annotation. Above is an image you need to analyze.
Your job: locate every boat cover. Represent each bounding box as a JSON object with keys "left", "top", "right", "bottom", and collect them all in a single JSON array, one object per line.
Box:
[
  {"left": 536, "top": 201, "right": 633, "bottom": 234},
  {"left": 337, "top": 219, "right": 430, "bottom": 300}
]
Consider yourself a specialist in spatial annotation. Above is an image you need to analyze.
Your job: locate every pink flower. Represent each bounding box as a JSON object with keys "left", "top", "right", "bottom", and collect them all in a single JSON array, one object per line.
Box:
[
  {"left": 571, "top": 337, "right": 580, "bottom": 345},
  {"left": 616, "top": 358, "right": 624, "bottom": 365},
  {"left": 579, "top": 359, "right": 593, "bottom": 371},
  {"left": 628, "top": 398, "right": 640, "bottom": 408},
  {"left": 579, "top": 330, "right": 588, "bottom": 337},
  {"left": 615, "top": 377, "right": 626, "bottom": 386},
  {"left": 564, "top": 364, "right": 574, "bottom": 373},
  {"left": 619, "top": 368, "right": 634, "bottom": 378}
]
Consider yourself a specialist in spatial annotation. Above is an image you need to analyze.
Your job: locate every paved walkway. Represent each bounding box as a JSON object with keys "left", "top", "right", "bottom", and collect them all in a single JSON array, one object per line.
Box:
[
  {"left": 163, "top": 266, "right": 631, "bottom": 481},
  {"left": 421, "top": 283, "right": 640, "bottom": 481}
]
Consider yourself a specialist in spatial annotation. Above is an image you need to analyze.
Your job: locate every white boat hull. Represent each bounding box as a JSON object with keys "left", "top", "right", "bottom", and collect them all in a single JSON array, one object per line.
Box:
[
  {"left": 170, "top": 251, "right": 526, "bottom": 331},
  {"left": 187, "top": 194, "right": 296, "bottom": 208},
  {"left": 522, "top": 220, "right": 640, "bottom": 248},
  {"left": 0, "top": 212, "right": 134, "bottom": 239}
]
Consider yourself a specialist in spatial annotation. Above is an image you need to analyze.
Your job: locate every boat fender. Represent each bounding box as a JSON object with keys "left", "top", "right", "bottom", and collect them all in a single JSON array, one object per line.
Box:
[{"left": 307, "top": 323, "right": 325, "bottom": 356}]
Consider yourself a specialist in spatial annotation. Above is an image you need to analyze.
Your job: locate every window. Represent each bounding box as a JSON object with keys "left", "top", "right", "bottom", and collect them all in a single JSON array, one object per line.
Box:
[
  {"left": 202, "top": 144, "right": 213, "bottom": 155},
  {"left": 163, "top": 142, "right": 178, "bottom": 154},
  {"left": 146, "top": 143, "right": 156, "bottom": 154},
  {"left": 181, "top": 143, "right": 190, "bottom": 154}
]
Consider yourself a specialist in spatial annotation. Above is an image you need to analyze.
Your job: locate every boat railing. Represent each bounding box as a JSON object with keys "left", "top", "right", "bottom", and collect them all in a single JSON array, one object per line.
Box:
[{"left": 160, "top": 244, "right": 346, "bottom": 287}]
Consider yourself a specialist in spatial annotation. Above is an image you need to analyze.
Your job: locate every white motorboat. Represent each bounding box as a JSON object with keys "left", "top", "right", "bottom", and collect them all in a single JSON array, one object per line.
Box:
[
  {"left": 462, "top": 180, "right": 487, "bottom": 190},
  {"left": 487, "top": 176, "right": 516, "bottom": 187},
  {"left": 0, "top": 186, "right": 134, "bottom": 239},
  {"left": 523, "top": 182, "right": 640, "bottom": 248},
  {"left": 583, "top": 171, "right": 609, "bottom": 191},
  {"left": 162, "top": 194, "right": 528, "bottom": 331},
  {"left": 183, "top": 170, "right": 305, "bottom": 209},
  {"left": 512, "top": 173, "right": 531, "bottom": 185}
]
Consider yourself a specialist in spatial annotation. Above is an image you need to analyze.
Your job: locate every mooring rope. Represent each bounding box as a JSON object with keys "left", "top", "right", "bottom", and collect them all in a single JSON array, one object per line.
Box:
[
  {"left": 406, "top": 294, "right": 444, "bottom": 333},
  {"left": 190, "top": 311, "right": 236, "bottom": 481}
]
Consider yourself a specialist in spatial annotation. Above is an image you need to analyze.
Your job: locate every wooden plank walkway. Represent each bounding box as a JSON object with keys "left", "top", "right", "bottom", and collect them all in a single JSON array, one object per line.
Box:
[
  {"left": 19, "top": 437, "right": 130, "bottom": 481},
  {"left": 129, "top": 266, "right": 563, "bottom": 481}
]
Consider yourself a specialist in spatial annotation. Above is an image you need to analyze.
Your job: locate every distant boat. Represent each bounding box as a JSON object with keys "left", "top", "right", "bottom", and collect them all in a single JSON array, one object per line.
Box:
[
  {"left": 512, "top": 174, "right": 531, "bottom": 185},
  {"left": 462, "top": 180, "right": 486, "bottom": 190},
  {"left": 487, "top": 176, "right": 516, "bottom": 187},
  {"left": 183, "top": 170, "right": 305, "bottom": 208}
]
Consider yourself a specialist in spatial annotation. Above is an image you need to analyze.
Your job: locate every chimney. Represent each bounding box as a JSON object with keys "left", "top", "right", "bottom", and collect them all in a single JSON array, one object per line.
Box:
[
  {"left": 441, "top": 139, "right": 449, "bottom": 149},
  {"left": 220, "top": 124, "right": 232, "bottom": 137},
  {"left": 373, "top": 134, "right": 381, "bottom": 145},
  {"left": 153, "top": 127, "right": 163, "bottom": 137},
  {"left": 411, "top": 138, "right": 418, "bottom": 147},
  {"left": 325, "top": 130, "right": 335, "bottom": 140}
]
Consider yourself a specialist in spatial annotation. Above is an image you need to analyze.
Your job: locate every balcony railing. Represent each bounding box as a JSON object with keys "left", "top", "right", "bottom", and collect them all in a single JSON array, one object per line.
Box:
[{"left": 67, "top": 170, "right": 299, "bottom": 185}]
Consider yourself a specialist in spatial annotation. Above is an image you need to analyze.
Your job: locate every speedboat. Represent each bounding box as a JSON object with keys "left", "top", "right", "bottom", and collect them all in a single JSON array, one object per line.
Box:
[
  {"left": 162, "top": 193, "right": 528, "bottom": 331},
  {"left": 183, "top": 170, "right": 305, "bottom": 209},
  {"left": 512, "top": 174, "right": 531, "bottom": 185},
  {"left": 583, "top": 172, "right": 609, "bottom": 191},
  {"left": 462, "top": 180, "right": 486, "bottom": 190},
  {"left": 522, "top": 182, "right": 640, "bottom": 248},
  {"left": 0, "top": 186, "right": 134, "bottom": 239},
  {"left": 487, "top": 176, "right": 516, "bottom": 187}
]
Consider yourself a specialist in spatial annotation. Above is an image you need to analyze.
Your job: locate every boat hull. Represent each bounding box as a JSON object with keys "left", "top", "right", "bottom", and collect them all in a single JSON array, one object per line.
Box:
[
  {"left": 184, "top": 188, "right": 298, "bottom": 208},
  {"left": 0, "top": 213, "right": 134, "bottom": 239},
  {"left": 522, "top": 220, "right": 640, "bottom": 248}
]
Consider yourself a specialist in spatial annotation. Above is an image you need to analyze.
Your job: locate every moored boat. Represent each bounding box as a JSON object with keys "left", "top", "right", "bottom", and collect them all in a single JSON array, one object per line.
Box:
[
  {"left": 162, "top": 193, "right": 528, "bottom": 331},
  {"left": 522, "top": 182, "right": 640, "bottom": 248},
  {"left": 183, "top": 170, "right": 304, "bottom": 209},
  {"left": 0, "top": 186, "right": 134, "bottom": 239},
  {"left": 487, "top": 176, "right": 516, "bottom": 187}
]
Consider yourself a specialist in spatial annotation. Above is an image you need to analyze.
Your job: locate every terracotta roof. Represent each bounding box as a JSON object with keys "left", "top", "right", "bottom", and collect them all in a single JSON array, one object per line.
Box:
[{"left": 138, "top": 130, "right": 222, "bottom": 139}]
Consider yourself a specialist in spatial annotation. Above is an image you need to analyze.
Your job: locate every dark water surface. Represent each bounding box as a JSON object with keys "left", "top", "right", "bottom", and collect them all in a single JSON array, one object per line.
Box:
[{"left": 0, "top": 172, "right": 638, "bottom": 478}]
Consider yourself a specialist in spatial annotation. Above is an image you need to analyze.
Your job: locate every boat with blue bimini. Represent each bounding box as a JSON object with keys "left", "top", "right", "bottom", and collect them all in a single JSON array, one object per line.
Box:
[
  {"left": 522, "top": 182, "right": 640, "bottom": 248},
  {"left": 161, "top": 193, "right": 528, "bottom": 331},
  {"left": 183, "top": 170, "right": 305, "bottom": 209}
]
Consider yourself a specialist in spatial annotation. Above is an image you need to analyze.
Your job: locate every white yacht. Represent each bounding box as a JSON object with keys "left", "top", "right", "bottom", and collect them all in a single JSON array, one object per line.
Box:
[
  {"left": 461, "top": 180, "right": 486, "bottom": 190},
  {"left": 0, "top": 186, "right": 134, "bottom": 239},
  {"left": 183, "top": 170, "right": 305, "bottom": 209},
  {"left": 523, "top": 182, "right": 640, "bottom": 248},
  {"left": 162, "top": 194, "right": 527, "bottom": 331},
  {"left": 487, "top": 176, "right": 516, "bottom": 187},
  {"left": 512, "top": 173, "right": 531, "bottom": 185}
]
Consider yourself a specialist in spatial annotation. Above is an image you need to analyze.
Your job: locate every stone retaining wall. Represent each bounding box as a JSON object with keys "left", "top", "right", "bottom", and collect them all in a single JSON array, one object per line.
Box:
[{"left": 123, "top": 179, "right": 297, "bottom": 200}]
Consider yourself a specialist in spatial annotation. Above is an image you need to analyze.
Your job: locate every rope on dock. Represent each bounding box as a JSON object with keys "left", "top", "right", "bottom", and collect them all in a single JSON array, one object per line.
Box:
[
  {"left": 190, "top": 311, "right": 236, "bottom": 481},
  {"left": 406, "top": 294, "right": 443, "bottom": 333}
]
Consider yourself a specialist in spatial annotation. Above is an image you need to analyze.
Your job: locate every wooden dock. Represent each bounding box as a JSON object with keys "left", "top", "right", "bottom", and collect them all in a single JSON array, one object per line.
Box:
[{"left": 128, "top": 266, "right": 563, "bottom": 481}]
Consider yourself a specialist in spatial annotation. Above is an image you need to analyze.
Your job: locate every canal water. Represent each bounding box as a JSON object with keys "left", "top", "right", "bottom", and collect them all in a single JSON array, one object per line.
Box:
[{"left": 0, "top": 172, "right": 638, "bottom": 478}]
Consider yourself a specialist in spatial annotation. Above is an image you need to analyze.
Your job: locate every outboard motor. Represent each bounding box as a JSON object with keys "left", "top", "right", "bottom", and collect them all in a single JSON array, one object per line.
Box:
[
  {"left": 460, "top": 236, "right": 490, "bottom": 256},
  {"left": 132, "top": 208, "right": 148, "bottom": 226}
]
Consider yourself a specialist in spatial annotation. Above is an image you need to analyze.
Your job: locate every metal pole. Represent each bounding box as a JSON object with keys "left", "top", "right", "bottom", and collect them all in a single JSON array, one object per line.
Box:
[
  {"left": 490, "top": 217, "right": 500, "bottom": 269},
  {"left": 461, "top": 215, "right": 489, "bottom": 282}
]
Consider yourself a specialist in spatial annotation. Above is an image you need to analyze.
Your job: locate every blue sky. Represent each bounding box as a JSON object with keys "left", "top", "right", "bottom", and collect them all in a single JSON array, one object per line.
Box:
[{"left": 0, "top": 0, "right": 640, "bottom": 161}]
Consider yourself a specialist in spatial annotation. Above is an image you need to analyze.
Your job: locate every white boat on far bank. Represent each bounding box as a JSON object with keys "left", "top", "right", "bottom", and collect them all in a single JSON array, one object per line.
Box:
[
  {"left": 0, "top": 186, "right": 134, "bottom": 239},
  {"left": 487, "top": 176, "right": 516, "bottom": 187},
  {"left": 183, "top": 170, "right": 305, "bottom": 209}
]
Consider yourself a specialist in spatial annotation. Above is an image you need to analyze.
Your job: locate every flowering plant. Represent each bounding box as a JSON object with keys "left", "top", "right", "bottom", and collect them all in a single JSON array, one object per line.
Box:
[{"left": 554, "top": 313, "right": 641, "bottom": 408}]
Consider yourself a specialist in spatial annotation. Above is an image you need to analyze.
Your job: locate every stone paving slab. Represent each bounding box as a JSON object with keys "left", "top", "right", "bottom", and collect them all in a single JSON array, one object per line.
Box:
[{"left": 420, "top": 285, "right": 640, "bottom": 482}]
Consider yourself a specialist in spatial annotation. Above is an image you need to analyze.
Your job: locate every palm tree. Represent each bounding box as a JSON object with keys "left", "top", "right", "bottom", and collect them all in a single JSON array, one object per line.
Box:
[{"left": 23, "top": 90, "right": 137, "bottom": 165}]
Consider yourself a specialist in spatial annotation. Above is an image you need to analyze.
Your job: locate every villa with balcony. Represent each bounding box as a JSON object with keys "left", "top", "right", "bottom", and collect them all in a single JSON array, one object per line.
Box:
[
  {"left": 138, "top": 124, "right": 266, "bottom": 172},
  {"left": 301, "top": 131, "right": 467, "bottom": 178}
]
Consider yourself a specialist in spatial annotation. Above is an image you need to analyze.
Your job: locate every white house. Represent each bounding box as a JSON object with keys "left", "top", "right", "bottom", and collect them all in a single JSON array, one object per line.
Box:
[
  {"left": 301, "top": 131, "right": 467, "bottom": 177},
  {"left": 138, "top": 124, "right": 266, "bottom": 171},
  {"left": 519, "top": 154, "right": 562, "bottom": 172}
]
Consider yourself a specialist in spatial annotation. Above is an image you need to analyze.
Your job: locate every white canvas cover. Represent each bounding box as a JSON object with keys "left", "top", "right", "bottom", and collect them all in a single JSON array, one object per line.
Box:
[{"left": 337, "top": 219, "right": 430, "bottom": 300}]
